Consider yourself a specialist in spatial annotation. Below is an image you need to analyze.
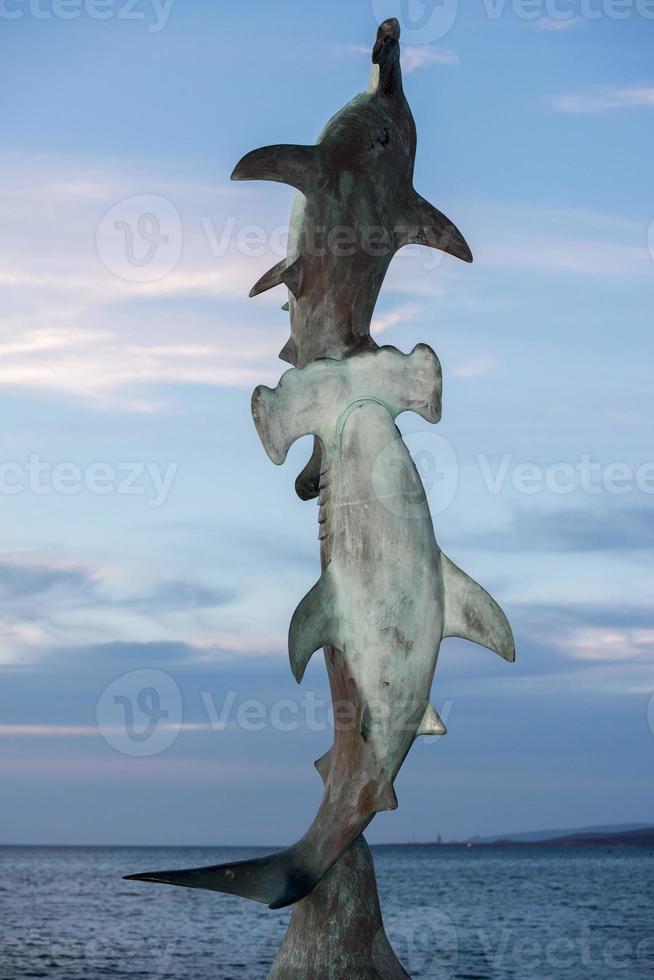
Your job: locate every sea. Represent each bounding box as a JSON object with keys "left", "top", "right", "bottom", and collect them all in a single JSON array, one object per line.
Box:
[{"left": 0, "top": 845, "right": 652, "bottom": 979}]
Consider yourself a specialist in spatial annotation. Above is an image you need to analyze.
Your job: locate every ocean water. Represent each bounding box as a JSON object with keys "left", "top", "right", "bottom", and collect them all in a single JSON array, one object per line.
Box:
[{"left": 0, "top": 845, "right": 652, "bottom": 979}]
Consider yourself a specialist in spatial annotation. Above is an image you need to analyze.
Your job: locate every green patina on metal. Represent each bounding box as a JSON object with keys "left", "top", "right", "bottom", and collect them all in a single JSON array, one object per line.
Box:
[{"left": 126, "top": 17, "right": 515, "bottom": 979}]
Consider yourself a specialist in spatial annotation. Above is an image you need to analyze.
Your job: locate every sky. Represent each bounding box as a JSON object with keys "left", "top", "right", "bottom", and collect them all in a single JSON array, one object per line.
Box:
[{"left": 0, "top": 0, "right": 653, "bottom": 846}]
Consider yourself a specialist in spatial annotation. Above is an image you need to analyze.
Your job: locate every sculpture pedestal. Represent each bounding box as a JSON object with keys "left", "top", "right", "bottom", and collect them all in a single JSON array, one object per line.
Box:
[{"left": 269, "top": 836, "right": 410, "bottom": 979}]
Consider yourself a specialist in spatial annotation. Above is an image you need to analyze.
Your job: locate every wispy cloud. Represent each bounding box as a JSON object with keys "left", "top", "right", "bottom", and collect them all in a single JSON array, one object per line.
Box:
[
  {"left": 402, "top": 45, "right": 459, "bottom": 72},
  {"left": 0, "top": 153, "right": 289, "bottom": 410},
  {"left": 346, "top": 43, "right": 458, "bottom": 73},
  {"left": 451, "top": 355, "right": 499, "bottom": 379},
  {"left": 371, "top": 303, "right": 421, "bottom": 335},
  {"left": 552, "top": 85, "right": 654, "bottom": 113},
  {"left": 534, "top": 16, "right": 585, "bottom": 32}
]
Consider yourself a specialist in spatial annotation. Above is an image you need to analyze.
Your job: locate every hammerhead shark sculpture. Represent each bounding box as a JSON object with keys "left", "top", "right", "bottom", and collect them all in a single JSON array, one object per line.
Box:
[
  {"left": 126, "top": 345, "right": 515, "bottom": 909},
  {"left": 125, "top": 18, "right": 514, "bottom": 938},
  {"left": 232, "top": 17, "right": 472, "bottom": 499}
]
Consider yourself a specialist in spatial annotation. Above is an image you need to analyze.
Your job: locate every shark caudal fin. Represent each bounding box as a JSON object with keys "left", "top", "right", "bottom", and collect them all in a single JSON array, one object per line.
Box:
[
  {"left": 231, "top": 144, "right": 320, "bottom": 196},
  {"left": 441, "top": 554, "right": 515, "bottom": 662},
  {"left": 124, "top": 843, "right": 317, "bottom": 911},
  {"left": 396, "top": 192, "right": 473, "bottom": 264}
]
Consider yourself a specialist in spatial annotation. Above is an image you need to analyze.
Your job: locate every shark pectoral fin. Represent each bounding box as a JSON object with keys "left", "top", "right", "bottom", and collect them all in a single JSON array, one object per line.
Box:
[
  {"left": 288, "top": 567, "right": 339, "bottom": 683},
  {"left": 396, "top": 192, "right": 473, "bottom": 264},
  {"left": 417, "top": 703, "right": 447, "bottom": 737},
  {"left": 250, "top": 257, "right": 303, "bottom": 299},
  {"left": 441, "top": 554, "right": 516, "bottom": 663},
  {"left": 295, "top": 438, "right": 322, "bottom": 501},
  {"left": 231, "top": 144, "right": 320, "bottom": 195},
  {"left": 314, "top": 748, "right": 332, "bottom": 785}
]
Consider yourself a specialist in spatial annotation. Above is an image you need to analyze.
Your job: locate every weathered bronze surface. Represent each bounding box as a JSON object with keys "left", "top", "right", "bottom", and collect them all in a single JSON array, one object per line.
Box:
[
  {"left": 269, "top": 837, "right": 409, "bottom": 980},
  {"left": 125, "top": 17, "right": 515, "bottom": 979},
  {"left": 232, "top": 16, "right": 472, "bottom": 501}
]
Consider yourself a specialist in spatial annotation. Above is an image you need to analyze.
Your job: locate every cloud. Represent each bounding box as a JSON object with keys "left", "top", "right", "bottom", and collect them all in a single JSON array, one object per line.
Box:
[
  {"left": 551, "top": 86, "right": 654, "bottom": 113},
  {"left": 474, "top": 505, "right": 654, "bottom": 553},
  {"left": 0, "top": 152, "right": 289, "bottom": 410},
  {"left": 534, "top": 16, "right": 585, "bottom": 31},
  {"left": 346, "top": 43, "right": 458, "bottom": 73},
  {"left": 371, "top": 303, "right": 422, "bottom": 335},
  {"left": 402, "top": 46, "right": 459, "bottom": 72},
  {"left": 450, "top": 355, "right": 499, "bottom": 379},
  {"left": 473, "top": 203, "right": 652, "bottom": 278}
]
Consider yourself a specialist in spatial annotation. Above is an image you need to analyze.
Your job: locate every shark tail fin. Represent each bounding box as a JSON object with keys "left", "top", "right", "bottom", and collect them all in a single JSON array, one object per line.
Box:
[
  {"left": 124, "top": 843, "right": 317, "bottom": 911},
  {"left": 250, "top": 257, "right": 303, "bottom": 299},
  {"left": 441, "top": 554, "right": 515, "bottom": 662},
  {"left": 289, "top": 566, "right": 339, "bottom": 683},
  {"left": 396, "top": 192, "right": 473, "bottom": 263},
  {"left": 231, "top": 144, "right": 320, "bottom": 195}
]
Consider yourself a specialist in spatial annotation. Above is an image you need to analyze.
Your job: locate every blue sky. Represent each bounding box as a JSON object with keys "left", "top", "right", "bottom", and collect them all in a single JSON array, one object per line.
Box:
[{"left": 0, "top": 0, "right": 653, "bottom": 845}]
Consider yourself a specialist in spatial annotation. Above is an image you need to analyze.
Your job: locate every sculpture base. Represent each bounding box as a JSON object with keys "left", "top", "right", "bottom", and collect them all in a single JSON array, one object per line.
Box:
[{"left": 269, "top": 836, "right": 410, "bottom": 979}]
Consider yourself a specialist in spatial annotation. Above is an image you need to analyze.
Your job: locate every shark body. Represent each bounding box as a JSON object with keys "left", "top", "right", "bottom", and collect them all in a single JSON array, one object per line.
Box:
[
  {"left": 232, "top": 18, "right": 472, "bottom": 499},
  {"left": 126, "top": 346, "right": 514, "bottom": 909}
]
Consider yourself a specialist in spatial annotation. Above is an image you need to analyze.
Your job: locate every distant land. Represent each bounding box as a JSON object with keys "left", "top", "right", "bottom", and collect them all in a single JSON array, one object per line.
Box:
[{"left": 378, "top": 823, "right": 654, "bottom": 848}]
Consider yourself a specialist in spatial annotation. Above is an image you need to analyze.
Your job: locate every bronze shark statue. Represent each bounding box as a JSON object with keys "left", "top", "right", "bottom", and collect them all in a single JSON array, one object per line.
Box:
[
  {"left": 232, "top": 17, "right": 472, "bottom": 500},
  {"left": 125, "top": 345, "right": 514, "bottom": 909}
]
